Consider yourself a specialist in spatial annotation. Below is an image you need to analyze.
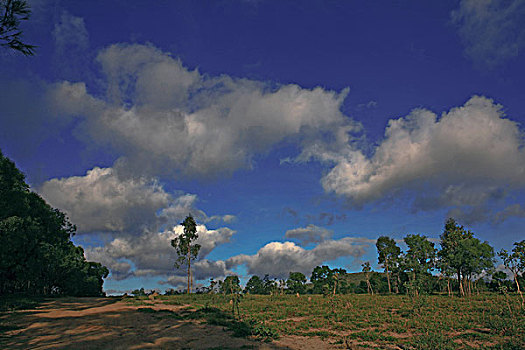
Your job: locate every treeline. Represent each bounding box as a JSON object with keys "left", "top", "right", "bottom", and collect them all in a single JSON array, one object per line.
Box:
[
  {"left": 167, "top": 219, "right": 523, "bottom": 298},
  {"left": 0, "top": 150, "right": 108, "bottom": 296}
]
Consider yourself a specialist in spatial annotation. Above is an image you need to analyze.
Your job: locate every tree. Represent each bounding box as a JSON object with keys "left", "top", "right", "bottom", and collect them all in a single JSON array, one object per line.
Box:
[
  {"left": 244, "top": 275, "right": 264, "bottom": 294},
  {"left": 438, "top": 218, "right": 494, "bottom": 297},
  {"left": 221, "top": 275, "right": 241, "bottom": 294},
  {"left": 310, "top": 265, "right": 346, "bottom": 295},
  {"left": 262, "top": 274, "right": 278, "bottom": 295},
  {"left": 499, "top": 240, "right": 525, "bottom": 305},
  {"left": 376, "top": 236, "right": 401, "bottom": 294},
  {"left": 171, "top": 215, "right": 201, "bottom": 294},
  {"left": 403, "top": 234, "right": 436, "bottom": 296},
  {"left": 1, "top": 0, "right": 35, "bottom": 55},
  {"left": 286, "top": 271, "right": 306, "bottom": 294},
  {"left": 0, "top": 150, "right": 107, "bottom": 296},
  {"left": 361, "top": 262, "right": 374, "bottom": 295}
]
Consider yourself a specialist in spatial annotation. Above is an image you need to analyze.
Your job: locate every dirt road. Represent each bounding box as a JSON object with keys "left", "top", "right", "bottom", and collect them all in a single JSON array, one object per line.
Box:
[{"left": 0, "top": 298, "right": 336, "bottom": 349}]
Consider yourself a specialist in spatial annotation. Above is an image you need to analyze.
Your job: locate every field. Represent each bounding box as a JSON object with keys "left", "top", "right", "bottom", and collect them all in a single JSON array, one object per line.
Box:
[{"left": 1, "top": 293, "right": 523, "bottom": 349}]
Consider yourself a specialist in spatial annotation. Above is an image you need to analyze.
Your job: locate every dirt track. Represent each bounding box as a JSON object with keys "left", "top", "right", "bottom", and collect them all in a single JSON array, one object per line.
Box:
[{"left": 0, "top": 298, "right": 337, "bottom": 349}]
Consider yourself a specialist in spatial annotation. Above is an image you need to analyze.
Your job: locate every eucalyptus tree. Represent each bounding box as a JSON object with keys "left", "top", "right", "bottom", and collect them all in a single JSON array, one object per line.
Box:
[
  {"left": 171, "top": 215, "right": 201, "bottom": 294},
  {"left": 376, "top": 236, "right": 401, "bottom": 294},
  {"left": 0, "top": 0, "right": 35, "bottom": 55},
  {"left": 0, "top": 150, "right": 108, "bottom": 296},
  {"left": 286, "top": 271, "right": 306, "bottom": 294},
  {"left": 438, "top": 218, "right": 494, "bottom": 296},
  {"left": 403, "top": 234, "right": 436, "bottom": 296},
  {"left": 245, "top": 275, "right": 264, "bottom": 294},
  {"left": 361, "top": 261, "right": 374, "bottom": 295},
  {"left": 499, "top": 240, "right": 525, "bottom": 305}
]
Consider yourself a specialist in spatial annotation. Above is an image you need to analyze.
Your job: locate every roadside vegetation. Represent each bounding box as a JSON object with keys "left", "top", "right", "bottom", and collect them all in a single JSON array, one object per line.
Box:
[{"left": 124, "top": 292, "right": 525, "bottom": 349}]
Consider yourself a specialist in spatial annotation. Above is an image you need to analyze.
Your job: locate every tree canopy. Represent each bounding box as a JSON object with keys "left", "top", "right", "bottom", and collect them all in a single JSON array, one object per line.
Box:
[
  {"left": 0, "top": 0, "right": 35, "bottom": 55},
  {"left": 171, "top": 215, "right": 201, "bottom": 294},
  {"left": 0, "top": 150, "right": 108, "bottom": 295}
]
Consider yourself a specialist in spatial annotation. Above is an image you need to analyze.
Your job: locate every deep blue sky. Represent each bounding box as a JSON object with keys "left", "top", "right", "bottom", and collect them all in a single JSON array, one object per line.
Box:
[{"left": 1, "top": 0, "right": 524, "bottom": 293}]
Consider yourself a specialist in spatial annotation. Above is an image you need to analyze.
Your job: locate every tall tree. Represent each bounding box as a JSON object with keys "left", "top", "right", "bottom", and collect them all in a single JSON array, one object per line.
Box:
[
  {"left": 221, "top": 275, "right": 241, "bottom": 294},
  {"left": 361, "top": 262, "right": 374, "bottom": 295},
  {"left": 499, "top": 240, "right": 525, "bottom": 305},
  {"left": 0, "top": 0, "right": 35, "bottom": 55},
  {"left": 438, "top": 218, "right": 494, "bottom": 297},
  {"left": 286, "top": 271, "right": 306, "bottom": 294},
  {"left": 311, "top": 265, "right": 346, "bottom": 295},
  {"left": 171, "top": 215, "right": 201, "bottom": 294},
  {"left": 403, "top": 234, "right": 436, "bottom": 296},
  {"left": 244, "top": 275, "right": 264, "bottom": 294},
  {"left": 376, "top": 236, "right": 401, "bottom": 294},
  {"left": 0, "top": 150, "right": 107, "bottom": 295}
]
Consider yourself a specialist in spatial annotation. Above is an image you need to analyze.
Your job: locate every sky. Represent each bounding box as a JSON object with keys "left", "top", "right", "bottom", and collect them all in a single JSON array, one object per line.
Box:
[{"left": 1, "top": 0, "right": 525, "bottom": 294}]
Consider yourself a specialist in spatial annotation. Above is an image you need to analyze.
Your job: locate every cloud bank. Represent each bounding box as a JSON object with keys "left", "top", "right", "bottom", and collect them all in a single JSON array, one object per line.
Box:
[
  {"left": 47, "top": 43, "right": 355, "bottom": 179},
  {"left": 303, "top": 96, "right": 525, "bottom": 224}
]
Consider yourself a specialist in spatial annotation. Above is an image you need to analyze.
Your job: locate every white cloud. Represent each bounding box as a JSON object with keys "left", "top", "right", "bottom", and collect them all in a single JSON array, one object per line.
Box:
[
  {"left": 47, "top": 43, "right": 355, "bottom": 178},
  {"left": 226, "top": 237, "right": 369, "bottom": 279},
  {"left": 285, "top": 224, "right": 333, "bottom": 245},
  {"left": 38, "top": 167, "right": 171, "bottom": 233},
  {"left": 85, "top": 224, "right": 234, "bottom": 281},
  {"left": 451, "top": 0, "right": 525, "bottom": 68},
  {"left": 38, "top": 166, "right": 234, "bottom": 233},
  {"left": 309, "top": 96, "right": 525, "bottom": 223}
]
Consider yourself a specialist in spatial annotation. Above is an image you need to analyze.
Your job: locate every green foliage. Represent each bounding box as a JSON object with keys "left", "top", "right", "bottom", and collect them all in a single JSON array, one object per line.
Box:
[
  {"left": 439, "top": 218, "right": 495, "bottom": 296},
  {"left": 0, "top": 0, "right": 35, "bottom": 55},
  {"left": 262, "top": 274, "right": 278, "bottom": 295},
  {"left": 244, "top": 275, "right": 264, "bottom": 294},
  {"left": 0, "top": 150, "right": 107, "bottom": 296},
  {"left": 132, "top": 287, "right": 147, "bottom": 297},
  {"left": 171, "top": 215, "right": 201, "bottom": 293},
  {"left": 221, "top": 275, "right": 241, "bottom": 295},
  {"left": 286, "top": 271, "right": 306, "bottom": 294},
  {"left": 499, "top": 240, "right": 525, "bottom": 303},
  {"left": 402, "top": 234, "right": 436, "bottom": 296},
  {"left": 376, "top": 236, "right": 401, "bottom": 293},
  {"left": 311, "top": 265, "right": 347, "bottom": 295}
]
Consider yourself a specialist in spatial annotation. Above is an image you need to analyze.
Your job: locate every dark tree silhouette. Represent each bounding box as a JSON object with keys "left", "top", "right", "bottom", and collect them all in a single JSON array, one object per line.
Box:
[
  {"left": 0, "top": 149, "right": 108, "bottom": 295},
  {"left": 1, "top": 0, "right": 35, "bottom": 55}
]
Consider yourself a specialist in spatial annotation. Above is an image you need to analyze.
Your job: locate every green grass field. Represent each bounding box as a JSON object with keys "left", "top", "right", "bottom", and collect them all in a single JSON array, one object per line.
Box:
[{"left": 127, "top": 293, "right": 525, "bottom": 349}]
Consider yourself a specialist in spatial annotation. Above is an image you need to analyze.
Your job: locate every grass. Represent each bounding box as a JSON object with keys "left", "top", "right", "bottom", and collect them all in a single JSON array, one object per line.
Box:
[
  {"left": 145, "top": 292, "right": 525, "bottom": 349},
  {"left": 2, "top": 292, "right": 523, "bottom": 348}
]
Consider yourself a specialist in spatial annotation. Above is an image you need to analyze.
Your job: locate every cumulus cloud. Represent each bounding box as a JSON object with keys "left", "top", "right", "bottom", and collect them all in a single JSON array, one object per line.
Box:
[
  {"left": 39, "top": 167, "right": 171, "bottom": 233},
  {"left": 38, "top": 166, "right": 234, "bottom": 233},
  {"left": 285, "top": 224, "right": 333, "bottom": 245},
  {"left": 307, "top": 96, "right": 525, "bottom": 223},
  {"left": 226, "top": 237, "right": 369, "bottom": 279},
  {"left": 85, "top": 224, "right": 234, "bottom": 281},
  {"left": 47, "top": 43, "right": 355, "bottom": 178},
  {"left": 451, "top": 0, "right": 525, "bottom": 68}
]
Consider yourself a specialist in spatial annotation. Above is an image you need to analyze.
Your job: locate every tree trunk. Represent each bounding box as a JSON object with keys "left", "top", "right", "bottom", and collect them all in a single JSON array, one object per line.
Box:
[
  {"left": 514, "top": 273, "right": 524, "bottom": 306},
  {"left": 187, "top": 245, "right": 191, "bottom": 294},
  {"left": 386, "top": 264, "right": 391, "bottom": 294},
  {"left": 447, "top": 278, "right": 451, "bottom": 297},
  {"left": 458, "top": 270, "right": 465, "bottom": 297}
]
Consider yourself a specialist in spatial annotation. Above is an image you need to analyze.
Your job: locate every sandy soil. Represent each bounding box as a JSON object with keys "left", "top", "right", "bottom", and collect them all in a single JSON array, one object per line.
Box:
[{"left": 0, "top": 297, "right": 347, "bottom": 349}]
